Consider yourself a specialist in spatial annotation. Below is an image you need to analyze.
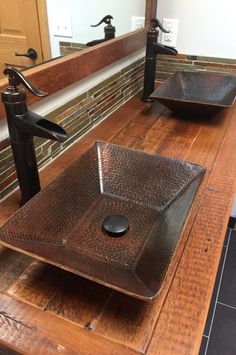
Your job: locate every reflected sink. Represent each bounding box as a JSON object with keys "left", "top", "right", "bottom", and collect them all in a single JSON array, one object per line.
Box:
[
  {"left": 0, "top": 142, "right": 205, "bottom": 300},
  {"left": 151, "top": 71, "right": 236, "bottom": 117}
]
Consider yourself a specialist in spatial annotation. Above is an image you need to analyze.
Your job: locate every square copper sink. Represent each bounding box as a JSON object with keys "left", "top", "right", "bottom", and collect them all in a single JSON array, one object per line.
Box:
[
  {"left": 0, "top": 142, "right": 205, "bottom": 300},
  {"left": 151, "top": 71, "right": 236, "bottom": 117}
]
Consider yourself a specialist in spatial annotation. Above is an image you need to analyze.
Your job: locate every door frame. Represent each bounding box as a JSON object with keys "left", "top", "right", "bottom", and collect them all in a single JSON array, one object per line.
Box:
[{"left": 36, "top": 0, "right": 51, "bottom": 61}]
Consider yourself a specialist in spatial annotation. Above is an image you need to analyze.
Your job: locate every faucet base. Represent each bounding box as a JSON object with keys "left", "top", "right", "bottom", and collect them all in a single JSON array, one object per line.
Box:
[
  {"left": 141, "top": 96, "right": 155, "bottom": 103},
  {"left": 11, "top": 138, "right": 41, "bottom": 206}
]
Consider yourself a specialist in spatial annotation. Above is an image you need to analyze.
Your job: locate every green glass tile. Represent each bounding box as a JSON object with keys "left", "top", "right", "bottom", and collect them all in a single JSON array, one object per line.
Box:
[
  {"left": 37, "top": 155, "right": 52, "bottom": 167},
  {"left": 49, "top": 141, "right": 62, "bottom": 154},
  {"left": 93, "top": 78, "right": 124, "bottom": 99},
  {"left": 59, "top": 41, "right": 71, "bottom": 47},
  {"left": 71, "top": 42, "right": 87, "bottom": 48},
  {"left": 193, "top": 61, "right": 236, "bottom": 71},
  {"left": 64, "top": 116, "right": 91, "bottom": 135},
  {"left": 195, "top": 56, "right": 236, "bottom": 64},
  {"left": 120, "top": 58, "right": 144, "bottom": 74},
  {"left": 1, "top": 165, "right": 16, "bottom": 181},
  {"left": 0, "top": 180, "right": 18, "bottom": 200},
  {"left": 0, "top": 155, "right": 15, "bottom": 174},
  {"left": 46, "top": 92, "right": 88, "bottom": 120},
  {"left": 0, "top": 146, "right": 12, "bottom": 161},
  {"left": 88, "top": 73, "right": 120, "bottom": 96}
]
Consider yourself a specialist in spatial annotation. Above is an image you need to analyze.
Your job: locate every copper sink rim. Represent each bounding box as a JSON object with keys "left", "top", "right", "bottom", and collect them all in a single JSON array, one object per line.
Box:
[{"left": 151, "top": 70, "right": 236, "bottom": 108}]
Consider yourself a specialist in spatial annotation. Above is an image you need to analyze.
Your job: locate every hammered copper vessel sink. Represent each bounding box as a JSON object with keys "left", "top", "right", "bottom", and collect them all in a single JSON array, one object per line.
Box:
[
  {"left": 151, "top": 71, "right": 236, "bottom": 117},
  {"left": 0, "top": 142, "right": 205, "bottom": 300}
]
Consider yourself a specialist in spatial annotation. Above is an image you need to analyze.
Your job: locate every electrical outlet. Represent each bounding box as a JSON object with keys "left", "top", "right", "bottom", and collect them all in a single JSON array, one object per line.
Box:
[
  {"left": 161, "top": 18, "right": 179, "bottom": 47},
  {"left": 53, "top": 11, "right": 72, "bottom": 37},
  {"left": 131, "top": 16, "right": 145, "bottom": 31}
]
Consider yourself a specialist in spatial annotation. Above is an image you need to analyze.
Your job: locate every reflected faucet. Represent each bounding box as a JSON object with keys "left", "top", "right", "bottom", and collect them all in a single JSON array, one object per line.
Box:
[
  {"left": 1, "top": 67, "right": 67, "bottom": 206},
  {"left": 86, "top": 15, "right": 115, "bottom": 47},
  {"left": 142, "top": 19, "right": 178, "bottom": 102}
]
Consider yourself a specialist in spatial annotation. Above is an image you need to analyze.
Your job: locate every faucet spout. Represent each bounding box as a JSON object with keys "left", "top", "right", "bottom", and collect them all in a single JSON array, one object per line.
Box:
[
  {"left": 15, "top": 110, "right": 67, "bottom": 142},
  {"left": 86, "top": 38, "right": 107, "bottom": 47},
  {"left": 153, "top": 43, "right": 178, "bottom": 56}
]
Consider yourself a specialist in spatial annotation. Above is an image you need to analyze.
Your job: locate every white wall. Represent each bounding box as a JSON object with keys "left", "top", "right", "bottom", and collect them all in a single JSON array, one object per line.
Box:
[
  {"left": 46, "top": 0, "right": 146, "bottom": 57},
  {"left": 156, "top": 0, "right": 236, "bottom": 59}
]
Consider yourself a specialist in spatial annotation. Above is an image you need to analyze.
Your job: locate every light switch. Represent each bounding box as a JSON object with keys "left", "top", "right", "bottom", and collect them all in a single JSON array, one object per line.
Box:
[
  {"left": 131, "top": 16, "right": 145, "bottom": 31},
  {"left": 53, "top": 11, "right": 73, "bottom": 37},
  {"left": 161, "top": 18, "right": 179, "bottom": 47}
]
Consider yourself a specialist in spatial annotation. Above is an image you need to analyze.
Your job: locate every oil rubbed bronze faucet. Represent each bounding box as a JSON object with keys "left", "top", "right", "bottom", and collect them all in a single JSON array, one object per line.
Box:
[
  {"left": 86, "top": 15, "right": 115, "bottom": 47},
  {"left": 142, "top": 18, "right": 178, "bottom": 102},
  {"left": 1, "top": 67, "right": 67, "bottom": 206}
]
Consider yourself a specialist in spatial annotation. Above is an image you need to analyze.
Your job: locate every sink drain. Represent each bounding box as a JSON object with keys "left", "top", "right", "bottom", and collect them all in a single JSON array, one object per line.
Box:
[{"left": 102, "top": 214, "right": 129, "bottom": 237}]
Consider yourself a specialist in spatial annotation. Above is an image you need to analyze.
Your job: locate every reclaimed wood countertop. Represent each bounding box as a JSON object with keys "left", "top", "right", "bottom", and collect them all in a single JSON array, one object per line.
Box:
[{"left": 0, "top": 93, "right": 236, "bottom": 355}]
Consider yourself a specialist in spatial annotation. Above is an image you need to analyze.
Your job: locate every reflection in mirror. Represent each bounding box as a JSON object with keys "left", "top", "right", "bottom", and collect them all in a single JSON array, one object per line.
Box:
[
  {"left": 0, "top": 0, "right": 157, "bottom": 117},
  {"left": 46, "top": 0, "right": 146, "bottom": 57},
  {"left": 0, "top": 0, "right": 51, "bottom": 79},
  {"left": 0, "top": 0, "right": 147, "bottom": 79}
]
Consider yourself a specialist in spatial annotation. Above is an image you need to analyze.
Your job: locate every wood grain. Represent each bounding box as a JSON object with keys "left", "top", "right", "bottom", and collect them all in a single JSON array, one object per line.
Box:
[
  {"left": 0, "top": 293, "right": 138, "bottom": 355},
  {"left": 145, "top": 0, "right": 158, "bottom": 22},
  {"left": 0, "top": 95, "right": 235, "bottom": 354},
  {"left": 7, "top": 261, "right": 71, "bottom": 309},
  {"left": 147, "top": 108, "right": 236, "bottom": 355},
  {"left": 36, "top": 0, "right": 52, "bottom": 61},
  {"left": 0, "top": 247, "right": 32, "bottom": 292}
]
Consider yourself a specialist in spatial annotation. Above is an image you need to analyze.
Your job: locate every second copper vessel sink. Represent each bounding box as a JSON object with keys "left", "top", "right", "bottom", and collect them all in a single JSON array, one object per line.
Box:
[
  {"left": 151, "top": 71, "right": 236, "bottom": 117},
  {"left": 0, "top": 142, "right": 205, "bottom": 300}
]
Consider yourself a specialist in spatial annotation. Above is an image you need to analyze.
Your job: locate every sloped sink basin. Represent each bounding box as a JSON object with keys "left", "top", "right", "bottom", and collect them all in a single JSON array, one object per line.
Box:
[
  {"left": 151, "top": 71, "right": 236, "bottom": 117},
  {"left": 0, "top": 142, "right": 205, "bottom": 300}
]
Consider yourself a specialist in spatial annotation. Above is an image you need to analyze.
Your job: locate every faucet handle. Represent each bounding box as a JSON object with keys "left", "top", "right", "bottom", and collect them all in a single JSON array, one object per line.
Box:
[
  {"left": 3, "top": 67, "right": 47, "bottom": 97},
  {"left": 151, "top": 18, "right": 170, "bottom": 33},
  {"left": 91, "top": 15, "right": 113, "bottom": 27}
]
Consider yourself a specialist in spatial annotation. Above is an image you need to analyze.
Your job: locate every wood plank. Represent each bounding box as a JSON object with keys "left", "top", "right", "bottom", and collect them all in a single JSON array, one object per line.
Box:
[
  {"left": 0, "top": 247, "right": 32, "bottom": 293},
  {"left": 145, "top": 0, "right": 158, "bottom": 22},
  {"left": 7, "top": 261, "right": 71, "bottom": 309},
  {"left": 110, "top": 101, "right": 166, "bottom": 148},
  {"left": 147, "top": 108, "right": 236, "bottom": 355},
  {"left": 0, "top": 293, "right": 138, "bottom": 355},
  {"left": 0, "top": 94, "right": 235, "bottom": 354},
  {"left": 45, "top": 274, "right": 113, "bottom": 327}
]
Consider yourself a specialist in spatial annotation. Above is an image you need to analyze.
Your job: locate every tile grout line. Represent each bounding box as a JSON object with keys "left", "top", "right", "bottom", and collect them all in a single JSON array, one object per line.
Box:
[
  {"left": 217, "top": 301, "right": 236, "bottom": 311},
  {"left": 225, "top": 228, "right": 232, "bottom": 248},
  {"left": 202, "top": 244, "right": 227, "bottom": 338},
  {"left": 204, "top": 228, "right": 232, "bottom": 355}
]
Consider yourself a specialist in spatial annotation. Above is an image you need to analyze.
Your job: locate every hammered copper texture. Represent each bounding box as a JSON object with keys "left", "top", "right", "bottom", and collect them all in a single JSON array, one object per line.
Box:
[
  {"left": 0, "top": 142, "right": 205, "bottom": 300},
  {"left": 151, "top": 71, "right": 236, "bottom": 116}
]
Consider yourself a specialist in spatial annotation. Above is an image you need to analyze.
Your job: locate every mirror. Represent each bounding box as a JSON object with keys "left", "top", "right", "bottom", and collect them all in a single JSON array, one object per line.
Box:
[
  {"left": 0, "top": 0, "right": 147, "bottom": 77},
  {"left": 156, "top": 0, "right": 236, "bottom": 59},
  {"left": 46, "top": 0, "right": 146, "bottom": 58},
  {"left": 0, "top": 0, "right": 157, "bottom": 121}
]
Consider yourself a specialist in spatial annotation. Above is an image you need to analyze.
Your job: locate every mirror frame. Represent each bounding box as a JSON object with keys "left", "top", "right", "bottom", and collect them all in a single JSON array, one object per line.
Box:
[{"left": 0, "top": 0, "right": 157, "bottom": 122}]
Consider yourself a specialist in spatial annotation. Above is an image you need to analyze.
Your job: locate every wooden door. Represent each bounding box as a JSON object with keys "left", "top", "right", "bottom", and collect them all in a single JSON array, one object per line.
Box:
[{"left": 0, "top": 0, "right": 51, "bottom": 79}]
